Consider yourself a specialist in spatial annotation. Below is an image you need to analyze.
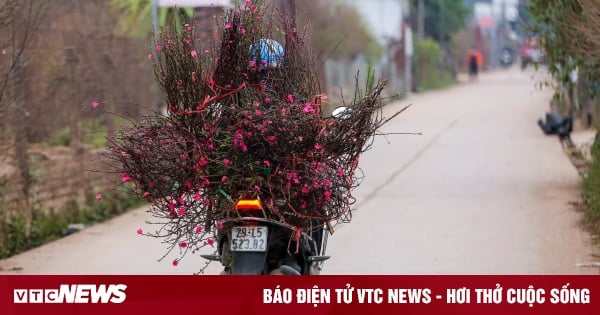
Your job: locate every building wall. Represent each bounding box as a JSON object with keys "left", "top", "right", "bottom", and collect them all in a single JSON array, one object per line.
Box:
[{"left": 344, "top": 0, "right": 409, "bottom": 45}]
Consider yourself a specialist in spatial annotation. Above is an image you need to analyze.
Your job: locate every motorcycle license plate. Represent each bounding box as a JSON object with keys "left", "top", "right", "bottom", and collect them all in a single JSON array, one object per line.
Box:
[{"left": 231, "top": 226, "right": 268, "bottom": 252}]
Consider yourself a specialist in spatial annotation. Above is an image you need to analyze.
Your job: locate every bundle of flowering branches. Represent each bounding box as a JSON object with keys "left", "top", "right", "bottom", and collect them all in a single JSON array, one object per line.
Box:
[{"left": 104, "top": 0, "right": 401, "bottom": 264}]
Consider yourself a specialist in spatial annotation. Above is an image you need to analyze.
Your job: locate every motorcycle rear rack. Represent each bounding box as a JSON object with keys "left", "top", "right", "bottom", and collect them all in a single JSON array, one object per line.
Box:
[
  {"left": 201, "top": 254, "right": 331, "bottom": 263},
  {"left": 223, "top": 217, "right": 315, "bottom": 240},
  {"left": 201, "top": 217, "right": 330, "bottom": 264}
]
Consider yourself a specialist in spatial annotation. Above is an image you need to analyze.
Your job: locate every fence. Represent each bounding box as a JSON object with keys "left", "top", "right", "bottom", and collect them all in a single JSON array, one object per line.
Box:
[
  {"left": 0, "top": 146, "right": 110, "bottom": 215},
  {"left": 324, "top": 54, "right": 405, "bottom": 103}
]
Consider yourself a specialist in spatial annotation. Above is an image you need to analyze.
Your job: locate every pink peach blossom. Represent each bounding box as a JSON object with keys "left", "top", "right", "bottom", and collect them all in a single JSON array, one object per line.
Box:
[
  {"left": 121, "top": 173, "right": 131, "bottom": 183},
  {"left": 324, "top": 190, "right": 332, "bottom": 201},
  {"left": 303, "top": 103, "right": 315, "bottom": 113},
  {"left": 301, "top": 185, "right": 310, "bottom": 194}
]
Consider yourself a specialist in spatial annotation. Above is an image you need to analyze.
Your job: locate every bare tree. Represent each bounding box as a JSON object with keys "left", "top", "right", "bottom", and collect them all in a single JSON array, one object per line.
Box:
[
  {"left": 564, "top": 0, "right": 600, "bottom": 61},
  {"left": 0, "top": 0, "right": 47, "bottom": 115},
  {"left": 0, "top": 0, "right": 47, "bottom": 235}
]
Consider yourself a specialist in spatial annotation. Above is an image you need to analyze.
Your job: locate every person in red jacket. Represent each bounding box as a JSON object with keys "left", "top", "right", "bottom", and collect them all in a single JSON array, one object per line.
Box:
[{"left": 468, "top": 47, "right": 483, "bottom": 81}]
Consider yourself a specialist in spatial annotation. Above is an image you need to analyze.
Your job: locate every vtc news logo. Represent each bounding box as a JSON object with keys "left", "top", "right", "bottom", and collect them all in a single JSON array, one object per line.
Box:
[{"left": 13, "top": 284, "right": 127, "bottom": 304}]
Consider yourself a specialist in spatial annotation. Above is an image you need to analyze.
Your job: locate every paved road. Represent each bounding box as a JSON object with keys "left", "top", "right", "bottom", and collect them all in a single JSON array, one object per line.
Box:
[{"left": 1, "top": 67, "right": 598, "bottom": 274}]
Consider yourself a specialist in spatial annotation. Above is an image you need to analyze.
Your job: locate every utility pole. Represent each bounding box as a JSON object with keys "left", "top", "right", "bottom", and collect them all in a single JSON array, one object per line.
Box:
[
  {"left": 417, "top": 0, "right": 424, "bottom": 40},
  {"left": 102, "top": 53, "right": 115, "bottom": 139},
  {"left": 152, "top": 0, "right": 158, "bottom": 36},
  {"left": 414, "top": 0, "right": 424, "bottom": 92},
  {"left": 404, "top": 23, "right": 413, "bottom": 95},
  {"left": 439, "top": 0, "right": 445, "bottom": 42},
  {"left": 10, "top": 60, "right": 32, "bottom": 236},
  {"left": 65, "top": 47, "right": 80, "bottom": 149},
  {"left": 65, "top": 47, "right": 86, "bottom": 202},
  {"left": 490, "top": 1, "right": 498, "bottom": 68},
  {"left": 404, "top": 0, "right": 413, "bottom": 95}
]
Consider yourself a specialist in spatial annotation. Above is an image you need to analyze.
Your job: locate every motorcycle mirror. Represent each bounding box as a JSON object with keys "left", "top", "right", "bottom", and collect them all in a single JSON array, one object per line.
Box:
[{"left": 331, "top": 106, "right": 353, "bottom": 119}]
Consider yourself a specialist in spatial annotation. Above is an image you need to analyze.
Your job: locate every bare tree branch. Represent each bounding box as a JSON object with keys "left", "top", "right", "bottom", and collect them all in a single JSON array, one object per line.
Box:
[{"left": 0, "top": 0, "right": 47, "bottom": 110}]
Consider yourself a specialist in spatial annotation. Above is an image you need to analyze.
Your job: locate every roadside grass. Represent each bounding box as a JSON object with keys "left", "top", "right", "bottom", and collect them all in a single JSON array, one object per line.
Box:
[
  {"left": 419, "top": 70, "right": 456, "bottom": 92},
  {"left": 582, "top": 135, "right": 600, "bottom": 241},
  {"left": 46, "top": 118, "right": 127, "bottom": 149}
]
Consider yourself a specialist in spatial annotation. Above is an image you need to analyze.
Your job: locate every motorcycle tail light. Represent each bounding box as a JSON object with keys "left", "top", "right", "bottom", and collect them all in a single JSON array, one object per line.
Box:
[{"left": 235, "top": 198, "right": 263, "bottom": 211}]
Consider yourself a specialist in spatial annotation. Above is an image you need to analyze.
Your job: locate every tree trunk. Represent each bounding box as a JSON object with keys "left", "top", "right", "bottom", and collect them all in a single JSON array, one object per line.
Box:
[
  {"left": 280, "top": 0, "right": 297, "bottom": 57},
  {"left": 65, "top": 47, "right": 81, "bottom": 148},
  {"left": 11, "top": 61, "right": 33, "bottom": 236},
  {"left": 102, "top": 51, "right": 115, "bottom": 139}
]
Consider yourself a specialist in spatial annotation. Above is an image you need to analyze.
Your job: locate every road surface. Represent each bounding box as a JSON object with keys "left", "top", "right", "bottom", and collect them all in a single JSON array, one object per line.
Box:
[{"left": 1, "top": 67, "right": 598, "bottom": 274}]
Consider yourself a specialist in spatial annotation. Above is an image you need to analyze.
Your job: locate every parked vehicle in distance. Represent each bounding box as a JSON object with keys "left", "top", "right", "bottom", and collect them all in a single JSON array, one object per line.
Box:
[{"left": 499, "top": 47, "right": 514, "bottom": 67}]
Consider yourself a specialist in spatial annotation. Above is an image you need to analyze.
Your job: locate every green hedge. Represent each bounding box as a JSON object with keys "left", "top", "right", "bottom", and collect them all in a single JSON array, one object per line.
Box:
[
  {"left": 414, "top": 39, "right": 456, "bottom": 91},
  {"left": 0, "top": 191, "right": 144, "bottom": 259}
]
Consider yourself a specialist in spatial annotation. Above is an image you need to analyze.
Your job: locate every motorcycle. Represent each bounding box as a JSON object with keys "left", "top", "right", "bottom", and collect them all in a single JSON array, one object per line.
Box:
[
  {"left": 537, "top": 111, "right": 590, "bottom": 174},
  {"left": 201, "top": 106, "right": 352, "bottom": 275},
  {"left": 499, "top": 47, "right": 514, "bottom": 68},
  {"left": 537, "top": 111, "right": 572, "bottom": 139}
]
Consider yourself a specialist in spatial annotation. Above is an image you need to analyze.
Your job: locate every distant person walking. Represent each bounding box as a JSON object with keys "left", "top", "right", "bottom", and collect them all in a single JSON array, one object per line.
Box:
[{"left": 468, "top": 47, "right": 483, "bottom": 81}]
